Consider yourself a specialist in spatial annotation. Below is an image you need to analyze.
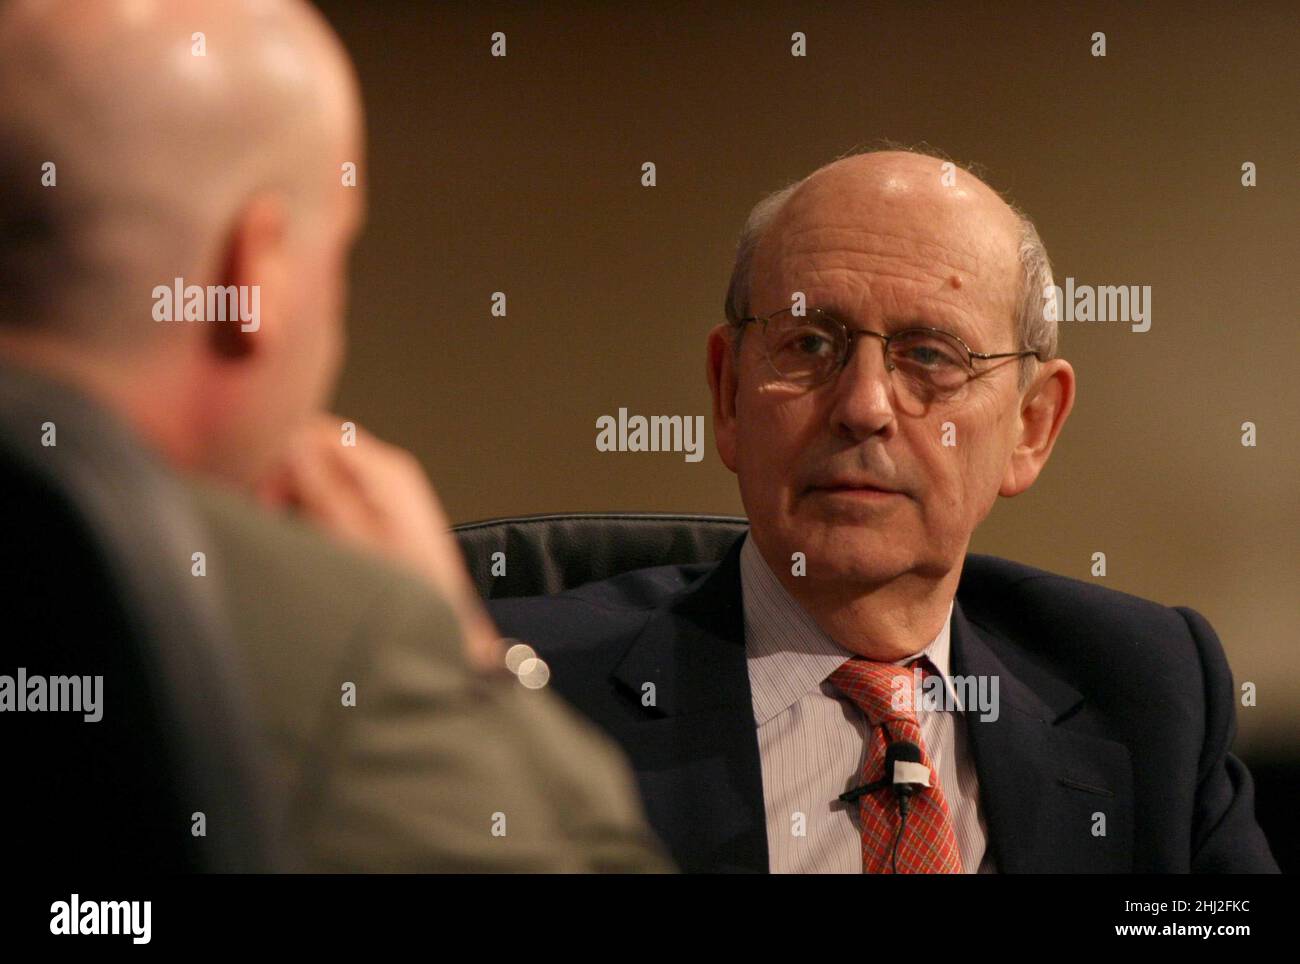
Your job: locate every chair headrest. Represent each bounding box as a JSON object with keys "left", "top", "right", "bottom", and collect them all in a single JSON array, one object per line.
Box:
[{"left": 454, "top": 511, "right": 748, "bottom": 599}]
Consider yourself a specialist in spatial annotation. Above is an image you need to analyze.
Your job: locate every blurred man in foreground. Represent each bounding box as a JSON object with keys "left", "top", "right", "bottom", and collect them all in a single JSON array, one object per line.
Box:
[{"left": 0, "top": 0, "right": 668, "bottom": 872}]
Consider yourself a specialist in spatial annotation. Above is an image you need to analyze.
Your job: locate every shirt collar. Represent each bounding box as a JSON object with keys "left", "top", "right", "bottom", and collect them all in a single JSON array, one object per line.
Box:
[{"left": 739, "top": 533, "right": 955, "bottom": 726}]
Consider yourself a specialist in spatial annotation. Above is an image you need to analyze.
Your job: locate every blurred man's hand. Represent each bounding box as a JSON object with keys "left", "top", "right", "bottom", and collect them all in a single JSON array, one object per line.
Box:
[{"left": 260, "top": 416, "right": 504, "bottom": 671}]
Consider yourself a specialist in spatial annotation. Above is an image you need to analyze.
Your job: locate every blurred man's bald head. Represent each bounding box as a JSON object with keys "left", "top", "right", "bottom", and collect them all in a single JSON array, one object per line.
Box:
[
  {"left": 0, "top": 0, "right": 366, "bottom": 486},
  {"left": 0, "top": 0, "right": 362, "bottom": 341}
]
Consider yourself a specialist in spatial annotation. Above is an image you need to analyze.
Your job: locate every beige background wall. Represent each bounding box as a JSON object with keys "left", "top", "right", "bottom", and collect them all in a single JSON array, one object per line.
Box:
[{"left": 314, "top": 0, "right": 1298, "bottom": 752}]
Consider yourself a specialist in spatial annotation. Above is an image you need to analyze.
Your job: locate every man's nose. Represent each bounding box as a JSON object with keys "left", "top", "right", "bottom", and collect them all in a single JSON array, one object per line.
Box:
[{"left": 825, "top": 335, "right": 897, "bottom": 441}]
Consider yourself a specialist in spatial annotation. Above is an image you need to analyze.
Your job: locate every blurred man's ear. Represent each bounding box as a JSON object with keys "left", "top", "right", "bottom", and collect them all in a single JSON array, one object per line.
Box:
[
  {"left": 211, "top": 194, "right": 290, "bottom": 360},
  {"left": 706, "top": 323, "right": 740, "bottom": 473},
  {"left": 999, "top": 359, "right": 1076, "bottom": 497}
]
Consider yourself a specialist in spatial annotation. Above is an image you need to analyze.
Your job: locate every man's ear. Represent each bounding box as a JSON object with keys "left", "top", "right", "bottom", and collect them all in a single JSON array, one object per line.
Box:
[
  {"left": 707, "top": 323, "right": 741, "bottom": 472},
  {"left": 1000, "top": 358, "right": 1076, "bottom": 497},
  {"left": 211, "top": 194, "right": 289, "bottom": 360}
]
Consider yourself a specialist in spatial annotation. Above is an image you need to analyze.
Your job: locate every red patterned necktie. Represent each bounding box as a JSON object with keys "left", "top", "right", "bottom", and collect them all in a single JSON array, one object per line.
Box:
[{"left": 828, "top": 656, "right": 964, "bottom": 874}]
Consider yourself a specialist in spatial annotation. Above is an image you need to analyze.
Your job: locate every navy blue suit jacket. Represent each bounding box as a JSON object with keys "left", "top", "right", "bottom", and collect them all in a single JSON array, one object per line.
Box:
[{"left": 490, "top": 536, "right": 1279, "bottom": 873}]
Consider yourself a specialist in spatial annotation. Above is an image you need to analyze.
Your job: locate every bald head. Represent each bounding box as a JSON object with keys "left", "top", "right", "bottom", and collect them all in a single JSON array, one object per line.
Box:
[
  {"left": 0, "top": 0, "right": 362, "bottom": 341},
  {"left": 781, "top": 151, "right": 1021, "bottom": 283},
  {"left": 0, "top": 0, "right": 367, "bottom": 487},
  {"left": 726, "top": 149, "right": 1057, "bottom": 384}
]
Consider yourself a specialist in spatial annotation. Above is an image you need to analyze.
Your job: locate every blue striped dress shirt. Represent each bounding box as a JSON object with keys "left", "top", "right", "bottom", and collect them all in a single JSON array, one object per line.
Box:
[{"left": 739, "top": 534, "right": 996, "bottom": 873}]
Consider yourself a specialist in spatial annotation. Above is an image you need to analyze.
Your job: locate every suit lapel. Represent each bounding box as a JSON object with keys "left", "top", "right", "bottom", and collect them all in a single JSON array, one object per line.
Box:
[
  {"left": 951, "top": 602, "right": 1135, "bottom": 872},
  {"left": 610, "top": 537, "right": 769, "bottom": 873},
  {"left": 604, "top": 542, "right": 1135, "bottom": 874}
]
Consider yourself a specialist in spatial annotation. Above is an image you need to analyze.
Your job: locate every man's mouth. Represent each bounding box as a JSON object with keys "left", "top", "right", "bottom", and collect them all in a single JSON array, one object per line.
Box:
[{"left": 806, "top": 481, "right": 904, "bottom": 499}]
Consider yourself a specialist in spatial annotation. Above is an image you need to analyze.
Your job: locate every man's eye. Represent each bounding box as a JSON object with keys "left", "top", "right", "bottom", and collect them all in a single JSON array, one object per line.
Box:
[
  {"left": 786, "top": 331, "right": 833, "bottom": 356},
  {"left": 899, "top": 344, "right": 960, "bottom": 368}
]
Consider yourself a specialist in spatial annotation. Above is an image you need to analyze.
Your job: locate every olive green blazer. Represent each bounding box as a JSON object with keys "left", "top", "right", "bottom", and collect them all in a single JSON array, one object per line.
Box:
[{"left": 186, "top": 481, "right": 672, "bottom": 872}]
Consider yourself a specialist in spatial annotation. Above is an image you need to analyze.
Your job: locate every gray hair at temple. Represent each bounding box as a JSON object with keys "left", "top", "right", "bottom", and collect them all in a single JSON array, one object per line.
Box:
[{"left": 722, "top": 149, "right": 1058, "bottom": 391}]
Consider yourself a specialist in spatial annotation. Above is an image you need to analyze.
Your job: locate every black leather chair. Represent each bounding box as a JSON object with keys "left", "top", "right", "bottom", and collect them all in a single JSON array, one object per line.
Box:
[
  {"left": 454, "top": 512, "right": 748, "bottom": 599},
  {"left": 0, "top": 367, "right": 278, "bottom": 872}
]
